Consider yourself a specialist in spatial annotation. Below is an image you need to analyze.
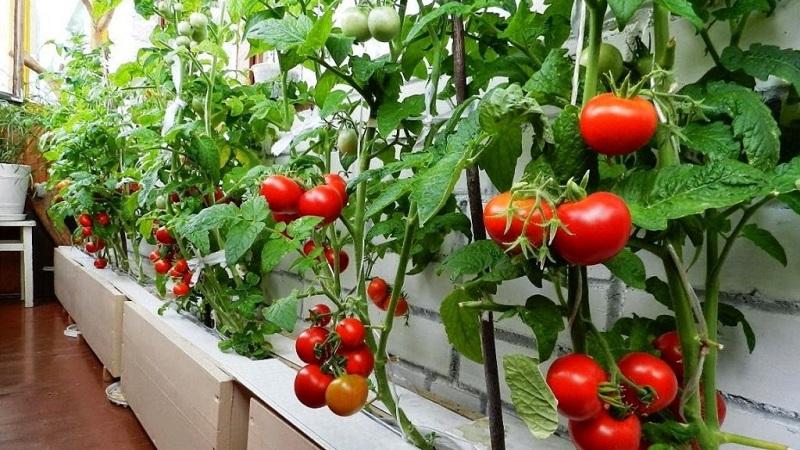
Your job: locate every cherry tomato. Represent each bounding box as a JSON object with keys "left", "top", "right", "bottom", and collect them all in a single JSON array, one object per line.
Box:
[
  {"left": 325, "top": 374, "right": 369, "bottom": 416},
  {"left": 324, "top": 246, "right": 349, "bottom": 272},
  {"left": 295, "top": 364, "right": 334, "bottom": 409},
  {"left": 337, "top": 128, "right": 359, "bottom": 154},
  {"left": 296, "top": 327, "right": 330, "bottom": 365},
  {"left": 85, "top": 242, "right": 97, "bottom": 253},
  {"left": 340, "top": 7, "right": 371, "bottom": 42},
  {"left": 149, "top": 250, "right": 161, "bottom": 262},
  {"left": 483, "top": 192, "right": 553, "bottom": 252},
  {"left": 155, "top": 226, "right": 177, "bottom": 245},
  {"left": 580, "top": 42, "right": 625, "bottom": 81},
  {"left": 173, "top": 282, "right": 190, "bottom": 297},
  {"left": 96, "top": 212, "right": 111, "bottom": 226},
  {"left": 324, "top": 173, "right": 348, "bottom": 204},
  {"left": 182, "top": 271, "right": 193, "bottom": 284},
  {"left": 367, "top": 277, "right": 390, "bottom": 308},
  {"left": 78, "top": 214, "right": 93, "bottom": 227},
  {"left": 580, "top": 93, "right": 658, "bottom": 156},
  {"left": 340, "top": 345, "right": 375, "bottom": 377},
  {"left": 272, "top": 211, "right": 299, "bottom": 223},
  {"left": 308, "top": 304, "right": 332, "bottom": 327},
  {"left": 172, "top": 259, "right": 189, "bottom": 274},
  {"left": 81, "top": 226, "right": 93, "bottom": 237},
  {"left": 169, "top": 267, "right": 184, "bottom": 278},
  {"left": 298, "top": 185, "right": 344, "bottom": 224},
  {"left": 94, "top": 258, "right": 108, "bottom": 269},
  {"left": 55, "top": 179, "right": 71, "bottom": 191},
  {"left": 653, "top": 331, "right": 683, "bottom": 378},
  {"left": 260, "top": 175, "right": 304, "bottom": 212},
  {"left": 393, "top": 297, "right": 409, "bottom": 317},
  {"left": 154, "top": 259, "right": 171, "bottom": 275},
  {"left": 303, "top": 240, "right": 318, "bottom": 256},
  {"left": 569, "top": 410, "right": 641, "bottom": 450},
  {"left": 546, "top": 353, "right": 608, "bottom": 420},
  {"left": 367, "top": 6, "right": 400, "bottom": 42},
  {"left": 335, "top": 317, "right": 366, "bottom": 349},
  {"left": 552, "top": 192, "right": 631, "bottom": 265},
  {"left": 618, "top": 352, "right": 679, "bottom": 415}
]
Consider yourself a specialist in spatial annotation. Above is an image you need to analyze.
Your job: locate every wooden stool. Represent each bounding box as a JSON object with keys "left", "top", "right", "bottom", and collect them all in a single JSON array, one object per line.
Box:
[{"left": 0, "top": 220, "right": 36, "bottom": 307}]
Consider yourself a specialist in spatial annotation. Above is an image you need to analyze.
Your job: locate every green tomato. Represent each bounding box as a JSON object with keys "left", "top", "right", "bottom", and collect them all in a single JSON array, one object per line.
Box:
[
  {"left": 367, "top": 7, "right": 400, "bottom": 43},
  {"left": 172, "top": 2, "right": 183, "bottom": 12},
  {"left": 581, "top": 42, "right": 625, "bottom": 81},
  {"left": 189, "top": 12, "right": 208, "bottom": 29},
  {"left": 337, "top": 128, "right": 358, "bottom": 155},
  {"left": 155, "top": 195, "right": 168, "bottom": 210},
  {"left": 635, "top": 54, "right": 654, "bottom": 77},
  {"left": 175, "top": 35, "right": 191, "bottom": 48},
  {"left": 340, "top": 7, "right": 370, "bottom": 42},
  {"left": 155, "top": 1, "right": 169, "bottom": 14},
  {"left": 191, "top": 26, "right": 207, "bottom": 43},
  {"left": 177, "top": 21, "right": 193, "bottom": 36},
  {"left": 191, "top": 97, "right": 205, "bottom": 114}
]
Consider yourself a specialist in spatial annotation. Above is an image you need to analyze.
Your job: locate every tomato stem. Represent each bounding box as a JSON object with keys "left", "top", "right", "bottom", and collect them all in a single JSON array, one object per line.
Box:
[
  {"left": 580, "top": 0, "right": 607, "bottom": 105},
  {"left": 567, "top": 265, "right": 587, "bottom": 353},
  {"left": 717, "top": 432, "right": 791, "bottom": 450}
]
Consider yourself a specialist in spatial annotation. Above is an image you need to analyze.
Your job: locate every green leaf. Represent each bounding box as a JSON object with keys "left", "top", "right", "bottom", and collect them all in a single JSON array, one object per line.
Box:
[
  {"left": 376, "top": 95, "right": 426, "bottom": 138},
  {"left": 365, "top": 178, "right": 415, "bottom": 217},
  {"left": 503, "top": 355, "right": 558, "bottom": 439},
  {"left": 519, "top": 295, "right": 564, "bottom": 360},
  {"left": 320, "top": 90, "right": 349, "bottom": 118},
  {"left": 225, "top": 221, "right": 266, "bottom": 265},
  {"left": 403, "top": 2, "right": 477, "bottom": 46},
  {"left": 655, "top": 0, "right": 704, "bottom": 29},
  {"left": 646, "top": 277, "right": 673, "bottom": 309},
  {"left": 545, "top": 105, "right": 592, "bottom": 182},
  {"left": 713, "top": 0, "right": 773, "bottom": 21},
  {"left": 299, "top": 8, "right": 333, "bottom": 56},
  {"left": 608, "top": 0, "right": 647, "bottom": 29},
  {"left": 682, "top": 122, "right": 740, "bottom": 161},
  {"left": 286, "top": 216, "right": 322, "bottom": 241},
  {"left": 261, "top": 238, "right": 296, "bottom": 273},
  {"left": 479, "top": 126, "right": 522, "bottom": 192},
  {"left": 718, "top": 302, "right": 756, "bottom": 352},
  {"left": 263, "top": 292, "right": 300, "bottom": 332},
  {"left": 440, "top": 288, "right": 483, "bottom": 363},
  {"left": 615, "top": 160, "right": 767, "bottom": 230},
  {"left": 778, "top": 191, "right": 800, "bottom": 214},
  {"left": 240, "top": 196, "right": 269, "bottom": 222},
  {"left": 438, "top": 240, "right": 509, "bottom": 280},
  {"left": 604, "top": 249, "right": 647, "bottom": 289},
  {"left": 247, "top": 15, "right": 313, "bottom": 52},
  {"left": 771, "top": 157, "right": 800, "bottom": 193},
  {"left": 740, "top": 223, "right": 787, "bottom": 266},
  {"left": 721, "top": 45, "right": 800, "bottom": 95},
  {"left": 325, "top": 35, "right": 354, "bottom": 66},
  {"left": 523, "top": 48, "right": 573, "bottom": 103},
  {"left": 188, "top": 135, "right": 221, "bottom": 183}
]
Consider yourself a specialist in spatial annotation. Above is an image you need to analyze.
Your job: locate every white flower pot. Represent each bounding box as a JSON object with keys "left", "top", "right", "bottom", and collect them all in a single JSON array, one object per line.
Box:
[{"left": 0, "top": 163, "right": 31, "bottom": 220}]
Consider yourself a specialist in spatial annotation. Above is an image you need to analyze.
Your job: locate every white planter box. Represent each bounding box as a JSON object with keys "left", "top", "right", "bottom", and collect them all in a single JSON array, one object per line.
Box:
[
  {"left": 122, "top": 301, "right": 250, "bottom": 450},
  {"left": 54, "top": 247, "right": 125, "bottom": 377},
  {"left": 247, "top": 398, "right": 319, "bottom": 450}
]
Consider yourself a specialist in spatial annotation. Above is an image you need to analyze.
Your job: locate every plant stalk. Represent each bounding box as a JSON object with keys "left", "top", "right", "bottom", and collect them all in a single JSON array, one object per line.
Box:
[
  {"left": 581, "top": 0, "right": 607, "bottom": 105},
  {"left": 703, "top": 212, "right": 721, "bottom": 430}
]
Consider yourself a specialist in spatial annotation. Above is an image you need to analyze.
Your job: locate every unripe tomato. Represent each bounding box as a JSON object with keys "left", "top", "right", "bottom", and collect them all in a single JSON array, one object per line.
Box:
[
  {"left": 94, "top": 258, "right": 108, "bottom": 269},
  {"left": 296, "top": 327, "right": 330, "bottom": 365},
  {"left": 96, "top": 212, "right": 111, "bottom": 226},
  {"left": 177, "top": 21, "right": 193, "bottom": 36},
  {"left": 618, "top": 352, "right": 679, "bottom": 415},
  {"left": 367, "top": 7, "right": 400, "bottom": 42},
  {"left": 635, "top": 55, "right": 654, "bottom": 77},
  {"left": 337, "top": 128, "right": 358, "bottom": 154},
  {"left": 192, "top": 26, "right": 207, "bottom": 43},
  {"left": 189, "top": 12, "right": 208, "bottom": 29},
  {"left": 552, "top": 192, "right": 631, "bottom": 265},
  {"left": 325, "top": 374, "right": 368, "bottom": 416},
  {"left": 581, "top": 42, "right": 625, "bottom": 81},
  {"left": 339, "top": 7, "right": 371, "bottom": 42},
  {"left": 335, "top": 317, "right": 366, "bottom": 349},
  {"left": 295, "top": 364, "right": 334, "bottom": 409},
  {"left": 653, "top": 331, "right": 684, "bottom": 378},
  {"left": 324, "top": 173, "right": 348, "bottom": 204},
  {"left": 569, "top": 410, "right": 641, "bottom": 450},
  {"left": 172, "top": 2, "right": 183, "bottom": 12},
  {"left": 78, "top": 213, "right": 93, "bottom": 227},
  {"left": 156, "top": 195, "right": 168, "bottom": 209},
  {"left": 173, "top": 281, "right": 190, "bottom": 297},
  {"left": 483, "top": 192, "right": 553, "bottom": 252},
  {"left": 580, "top": 93, "right": 658, "bottom": 156},
  {"left": 260, "top": 175, "right": 304, "bottom": 212},
  {"left": 155, "top": 226, "right": 177, "bottom": 245},
  {"left": 298, "top": 185, "right": 344, "bottom": 224},
  {"left": 308, "top": 304, "right": 332, "bottom": 327},
  {"left": 340, "top": 344, "right": 375, "bottom": 377},
  {"left": 154, "top": 259, "right": 172, "bottom": 275},
  {"left": 175, "top": 35, "right": 191, "bottom": 48},
  {"left": 546, "top": 353, "right": 608, "bottom": 421}
]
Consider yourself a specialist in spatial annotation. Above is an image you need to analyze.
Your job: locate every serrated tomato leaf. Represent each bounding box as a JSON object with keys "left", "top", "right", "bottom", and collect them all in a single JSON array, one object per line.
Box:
[{"left": 503, "top": 355, "right": 558, "bottom": 439}]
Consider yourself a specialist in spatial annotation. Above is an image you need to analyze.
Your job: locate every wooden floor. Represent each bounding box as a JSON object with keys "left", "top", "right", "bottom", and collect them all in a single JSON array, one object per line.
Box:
[{"left": 0, "top": 299, "right": 155, "bottom": 450}]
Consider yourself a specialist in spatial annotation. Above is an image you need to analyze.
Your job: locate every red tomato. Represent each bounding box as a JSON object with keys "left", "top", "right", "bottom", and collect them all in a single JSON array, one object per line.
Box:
[
  {"left": 393, "top": 297, "right": 409, "bottom": 317},
  {"left": 94, "top": 239, "right": 105, "bottom": 251},
  {"left": 552, "top": 192, "right": 632, "bottom": 265},
  {"left": 169, "top": 267, "right": 184, "bottom": 278},
  {"left": 303, "top": 240, "right": 318, "bottom": 256},
  {"left": 78, "top": 213, "right": 93, "bottom": 227},
  {"left": 569, "top": 410, "right": 641, "bottom": 450},
  {"left": 325, "top": 374, "right": 368, "bottom": 416},
  {"left": 618, "top": 352, "right": 679, "bottom": 415},
  {"left": 96, "top": 212, "right": 110, "bottom": 226},
  {"left": 340, "top": 345, "right": 375, "bottom": 377},
  {"left": 173, "top": 258, "right": 189, "bottom": 274},
  {"left": 182, "top": 271, "right": 193, "bottom": 284},
  {"left": 324, "top": 246, "right": 349, "bottom": 272},
  {"left": 367, "top": 277, "right": 390, "bottom": 309},
  {"left": 154, "top": 259, "right": 171, "bottom": 275},
  {"left": 295, "top": 327, "right": 330, "bottom": 364},
  {"left": 308, "top": 304, "right": 332, "bottom": 327},
  {"left": 546, "top": 353, "right": 608, "bottom": 421},
  {"left": 653, "top": 331, "right": 684, "bottom": 378},
  {"left": 149, "top": 250, "right": 160, "bottom": 262},
  {"left": 260, "top": 175, "right": 304, "bottom": 212},
  {"left": 173, "top": 282, "right": 190, "bottom": 297},
  {"left": 335, "top": 317, "right": 366, "bottom": 349},
  {"left": 214, "top": 187, "right": 224, "bottom": 202},
  {"left": 272, "top": 210, "right": 299, "bottom": 223},
  {"left": 483, "top": 192, "right": 553, "bottom": 252},
  {"left": 155, "top": 226, "right": 177, "bottom": 245},
  {"left": 298, "top": 185, "right": 344, "bottom": 224},
  {"left": 294, "top": 365, "right": 334, "bottom": 409},
  {"left": 94, "top": 258, "right": 108, "bottom": 269},
  {"left": 324, "top": 173, "right": 348, "bottom": 203},
  {"left": 580, "top": 93, "right": 658, "bottom": 156},
  {"left": 81, "top": 226, "right": 93, "bottom": 237}
]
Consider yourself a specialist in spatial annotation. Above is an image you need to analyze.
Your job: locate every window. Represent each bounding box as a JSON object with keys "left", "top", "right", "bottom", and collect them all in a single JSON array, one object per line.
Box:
[{"left": 0, "top": 0, "right": 24, "bottom": 101}]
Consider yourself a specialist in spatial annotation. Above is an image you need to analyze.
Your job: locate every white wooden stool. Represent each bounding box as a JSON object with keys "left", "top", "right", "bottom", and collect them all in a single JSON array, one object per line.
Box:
[{"left": 0, "top": 220, "right": 36, "bottom": 307}]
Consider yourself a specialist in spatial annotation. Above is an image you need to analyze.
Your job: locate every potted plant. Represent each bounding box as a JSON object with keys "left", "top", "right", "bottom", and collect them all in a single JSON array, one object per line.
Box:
[{"left": 0, "top": 100, "right": 41, "bottom": 220}]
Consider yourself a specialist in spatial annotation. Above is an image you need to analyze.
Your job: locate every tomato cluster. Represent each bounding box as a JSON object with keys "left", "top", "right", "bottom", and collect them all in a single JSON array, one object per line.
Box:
[
  {"left": 260, "top": 173, "right": 348, "bottom": 225},
  {"left": 483, "top": 191, "right": 632, "bottom": 265},
  {"left": 77, "top": 212, "right": 110, "bottom": 269},
  {"left": 148, "top": 226, "right": 193, "bottom": 297},
  {"left": 294, "top": 310, "right": 372, "bottom": 416},
  {"left": 367, "top": 277, "right": 409, "bottom": 316}
]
